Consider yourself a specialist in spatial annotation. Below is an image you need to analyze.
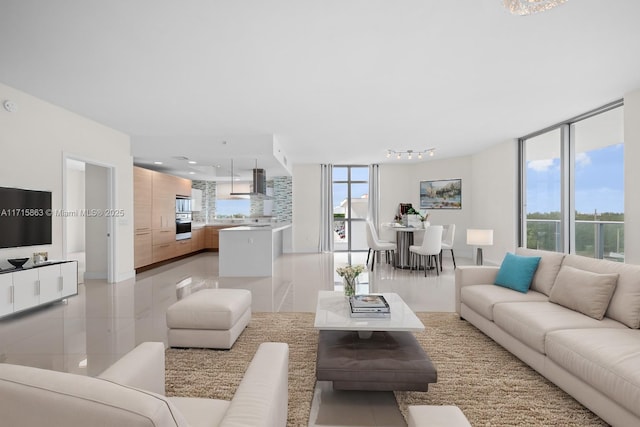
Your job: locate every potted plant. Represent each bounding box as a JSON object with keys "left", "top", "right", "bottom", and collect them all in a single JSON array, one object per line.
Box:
[{"left": 406, "top": 207, "right": 429, "bottom": 227}]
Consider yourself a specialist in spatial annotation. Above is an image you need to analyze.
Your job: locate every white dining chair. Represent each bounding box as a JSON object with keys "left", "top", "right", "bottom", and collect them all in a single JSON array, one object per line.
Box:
[
  {"left": 365, "top": 221, "right": 396, "bottom": 271},
  {"left": 409, "top": 225, "right": 443, "bottom": 276},
  {"left": 439, "top": 224, "right": 456, "bottom": 271}
]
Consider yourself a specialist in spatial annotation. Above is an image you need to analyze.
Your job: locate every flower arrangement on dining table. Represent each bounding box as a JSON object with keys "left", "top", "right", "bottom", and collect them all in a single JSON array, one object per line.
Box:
[{"left": 336, "top": 264, "right": 365, "bottom": 297}]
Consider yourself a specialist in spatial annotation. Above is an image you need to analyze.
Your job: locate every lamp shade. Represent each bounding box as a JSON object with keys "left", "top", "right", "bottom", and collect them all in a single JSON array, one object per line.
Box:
[{"left": 467, "top": 229, "right": 494, "bottom": 246}]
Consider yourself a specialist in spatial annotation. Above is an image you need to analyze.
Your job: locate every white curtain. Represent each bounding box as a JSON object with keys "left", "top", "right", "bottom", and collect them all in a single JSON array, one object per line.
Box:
[
  {"left": 368, "top": 164, "right": 380, "bottom": 231},
  {"left": 319, "top": 164, "right": 333, "bottom": 252}
]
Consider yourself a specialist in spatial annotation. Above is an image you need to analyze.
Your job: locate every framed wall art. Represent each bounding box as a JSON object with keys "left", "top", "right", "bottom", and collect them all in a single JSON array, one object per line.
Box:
[{"left": 420, "top": 179, "right": 462, "bottom": 209}]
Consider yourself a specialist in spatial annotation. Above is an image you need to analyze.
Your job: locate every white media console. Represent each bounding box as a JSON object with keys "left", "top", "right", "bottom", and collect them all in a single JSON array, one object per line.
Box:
[{"left": 0, "top": 261, "right": 78, "bottom": 319}]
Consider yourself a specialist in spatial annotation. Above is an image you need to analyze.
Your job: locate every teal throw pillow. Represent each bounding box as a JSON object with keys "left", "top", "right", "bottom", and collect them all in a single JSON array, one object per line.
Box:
[{"left": 494, "top": 252, "right": 541, "bottom": 293}]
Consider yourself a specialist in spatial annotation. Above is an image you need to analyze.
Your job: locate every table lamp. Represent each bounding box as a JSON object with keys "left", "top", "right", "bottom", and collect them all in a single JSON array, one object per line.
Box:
[{"left": 466, "top": 229, "right": 493, "bottom": 265}]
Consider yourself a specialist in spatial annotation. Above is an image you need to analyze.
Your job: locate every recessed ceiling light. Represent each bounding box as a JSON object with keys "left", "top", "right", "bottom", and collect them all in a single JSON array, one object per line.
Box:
[
  {"left": 189, "top": 172, "right": 195, "bottom": 175},
  {"left": 153, "top": 161, "right": 163, "bottom": 165},
  {"left": 188, "top": 160, "right": 197, "bottom": 164}
]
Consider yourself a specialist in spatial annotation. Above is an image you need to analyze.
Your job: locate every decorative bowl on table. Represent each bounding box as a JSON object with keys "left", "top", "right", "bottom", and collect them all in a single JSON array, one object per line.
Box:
[{"left": 8, "top": 258, "right": 29, "bottom": 268}]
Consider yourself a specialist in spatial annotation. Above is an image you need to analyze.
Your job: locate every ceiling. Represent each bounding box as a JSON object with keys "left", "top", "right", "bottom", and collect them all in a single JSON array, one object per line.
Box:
[{"left": 1, "top": 0, "right": 640, "bottom": 181}]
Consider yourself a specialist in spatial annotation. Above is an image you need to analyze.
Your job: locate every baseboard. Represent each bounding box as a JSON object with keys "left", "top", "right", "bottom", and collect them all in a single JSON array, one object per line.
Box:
[
  {"left": 116, "top": 269, "right": 136, "bottom": 283},
  {"left": 84, "top": 271, "right": 107, "bottom": 280}
]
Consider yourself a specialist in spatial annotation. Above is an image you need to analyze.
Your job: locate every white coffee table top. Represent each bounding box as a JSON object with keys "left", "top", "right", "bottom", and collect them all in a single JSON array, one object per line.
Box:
[{"left": 314, "top": 291, "right": 425, "bottom": 332}]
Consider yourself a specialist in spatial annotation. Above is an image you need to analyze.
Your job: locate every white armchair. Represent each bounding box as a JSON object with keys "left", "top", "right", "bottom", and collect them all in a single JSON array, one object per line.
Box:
[{"left": 0, "top": 342, "right": 289, "bottom": 427}]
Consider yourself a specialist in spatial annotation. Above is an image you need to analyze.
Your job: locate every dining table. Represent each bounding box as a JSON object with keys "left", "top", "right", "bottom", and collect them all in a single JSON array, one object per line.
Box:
[{"left": 380, "top": 223, "right": 428, "bottom": 269}]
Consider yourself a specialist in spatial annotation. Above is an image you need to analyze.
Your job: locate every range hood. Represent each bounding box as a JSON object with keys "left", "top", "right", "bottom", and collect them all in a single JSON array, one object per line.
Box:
[{"left": 229, "top": 160, "right": 271, "bottom": 198}]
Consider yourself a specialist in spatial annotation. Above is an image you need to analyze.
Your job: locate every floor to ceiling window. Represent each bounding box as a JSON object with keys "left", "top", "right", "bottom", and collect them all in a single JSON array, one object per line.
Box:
[
  {"left": 520, "top": 102, "right": 624, "bottom": 260},
  {"left": 332, "top": 166, "right": 369, "bottom": 253}
]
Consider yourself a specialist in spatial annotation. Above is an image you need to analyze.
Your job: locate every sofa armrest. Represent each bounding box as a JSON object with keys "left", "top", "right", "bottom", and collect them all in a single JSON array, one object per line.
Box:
[
  {"left": 220, "top": 342, "right": 289, "bottom": 427},
  {"left": 455, "top": 265, "right": 500, "bottom": 314},
  {"left": 98, "top": 342, "right": 166, "bottom": 396}
]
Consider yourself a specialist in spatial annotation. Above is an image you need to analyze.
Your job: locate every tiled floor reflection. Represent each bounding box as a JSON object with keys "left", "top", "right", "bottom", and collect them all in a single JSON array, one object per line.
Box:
[{"left": 0, "top": 251, "right": 469, "bottom": 426}]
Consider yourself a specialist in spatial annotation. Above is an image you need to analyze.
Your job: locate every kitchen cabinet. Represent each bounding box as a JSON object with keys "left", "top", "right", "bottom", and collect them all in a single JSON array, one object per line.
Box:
[
  {"left": 204, "top": 226, "right": 216, "bottom": 249},
  {"left": 191, "top": 227, "right": 205, "bottom": 251},
  {"left": 134, "top": 230, "right": 152, "bottom": 268},
  {"left": 134, "top": 167, "right": 153, "bottom": 230},
  {"left": 175, "top": 176, "right": 192, "bottom": 197},
  {"left": 152, "top": 229, "right": 175, "bottom": 246},
  {"left": 203, "top": 225, "right": 235, "bottom": 250},
  {"left": 3, "top": 261, "right": 78, "bottom": 318},
  {"left": 175, "top": 239, "right": 192, "bottom": 257},
  {"left": 152, "top": 172, "right": 176, "bottom": 231},
  {"left": 135, "top": 166, "right": 198, "bottom": 269},
  {"left": 152, "top": 242, "right": 174, "bottom": 264},
  {"left": 134, "top": 167, "right": 153, "bottom": 268}
]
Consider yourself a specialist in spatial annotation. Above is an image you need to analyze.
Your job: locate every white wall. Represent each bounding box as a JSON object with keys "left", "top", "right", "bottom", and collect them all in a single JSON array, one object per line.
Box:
[
  {"left": 287, "top": 90, "right": 639, "bottom": 266},
  {"left": 378, "top": 159, "right": 474, "bottom": 258},
  {"left": 292, "top": 164, "right": 321, "bottom": 252},
  {"left": 624, "top": 88, "right": 640, "bottom": 264},
  {"left": 0, "top": 82, "right": 134, "bottom": 281},
  {"left": 470, "top": 139, "right": 519, "bottom": 265},
  {"left": 66, "top": 166, "right": 85, "bottom": 253},
  {"left": 379, "top": 164, "right": 414, "bottom": 226}
]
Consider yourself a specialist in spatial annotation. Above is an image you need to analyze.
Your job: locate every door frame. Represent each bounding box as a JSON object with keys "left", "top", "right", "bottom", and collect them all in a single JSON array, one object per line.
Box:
[{"left": 62, "top": 153, "right": 117, "bottom": 283}]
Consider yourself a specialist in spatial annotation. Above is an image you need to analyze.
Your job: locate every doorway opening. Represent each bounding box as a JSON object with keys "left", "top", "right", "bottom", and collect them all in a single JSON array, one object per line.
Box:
[{"left": 63, "top": 157, "right": 116, "bottom": 283}]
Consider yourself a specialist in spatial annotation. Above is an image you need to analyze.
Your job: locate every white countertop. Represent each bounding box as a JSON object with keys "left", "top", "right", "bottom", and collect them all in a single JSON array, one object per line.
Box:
[{"left": 219, "top": 223, "right": 292, "bottom": 232}]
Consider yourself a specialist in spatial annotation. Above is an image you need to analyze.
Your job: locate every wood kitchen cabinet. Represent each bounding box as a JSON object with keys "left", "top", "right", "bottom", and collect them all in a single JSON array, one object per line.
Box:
[
  {"left": 203, "top": 225, "right": 234, "bottom": 250},
  {"left": 134, "top": 230, "right": 152, "bottom": 268},
  {"left": 135, "top": 166, "right": 199, "bottom": 270},
  {"left": 204, "top": 226, "right": 216, "bottom": 249},
  {"left": 134, "top": 167, "right": 152, "bottom": 230},
  {"left": 134, "top": 167, "right": 153, "bottom": 268},
  {"left": 175, "top": 239, "right": 192, "bottom": 256},
  {"left": 191, "top": 227, "right": 205, "bottom": 251},
  {"left": 175, "top": 176, "right": 192, "bottom": 197},
  {"left": 152, "top": 242, "right": 174, "bottom": 264},
  {"left": 151, "top": 172, "right": 176, "bottom": 231}
]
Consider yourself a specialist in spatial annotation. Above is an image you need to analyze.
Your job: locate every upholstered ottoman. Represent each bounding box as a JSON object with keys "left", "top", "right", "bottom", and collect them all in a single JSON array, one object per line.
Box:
[
  {"left": 166, "top": 289, "right": 251, "bottom": 349},
  {"left": 316, "top": 330, "right": 437, "bottom": 391},
  {"left": 408, "top": 406, "right": 471, "bottom": 427}
]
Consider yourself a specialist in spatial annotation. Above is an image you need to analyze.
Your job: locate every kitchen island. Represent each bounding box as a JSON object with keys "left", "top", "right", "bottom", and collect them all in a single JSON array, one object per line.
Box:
[{"left": 218, "top": 223, "right": 292, "bottom": 277}]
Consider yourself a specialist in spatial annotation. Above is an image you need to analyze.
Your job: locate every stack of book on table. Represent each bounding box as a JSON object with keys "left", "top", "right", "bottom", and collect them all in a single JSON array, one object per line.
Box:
[{"left": 349, "top": 294, "right": 390, "bottom": 318}]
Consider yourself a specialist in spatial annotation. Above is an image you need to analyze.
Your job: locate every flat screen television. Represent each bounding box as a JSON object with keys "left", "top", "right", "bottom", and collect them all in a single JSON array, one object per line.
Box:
[{"left": 0, "top": 187, "right": 52, "bottom": 249}]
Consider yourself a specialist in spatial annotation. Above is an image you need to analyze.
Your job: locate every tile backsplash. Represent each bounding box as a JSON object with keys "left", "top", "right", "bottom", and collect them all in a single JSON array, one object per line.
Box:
[{"left": 192, "top": 176, "right": 292, "bottom": 222}]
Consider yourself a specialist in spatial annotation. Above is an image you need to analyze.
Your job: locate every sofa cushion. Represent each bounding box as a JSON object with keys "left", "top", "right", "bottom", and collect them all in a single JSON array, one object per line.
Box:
[
  {"left": 545, "top": 328, "right": 640, "bottom": 419},
  {"left": 461, "top": 285, "right": 548, "bottom": 321},
  {"left": 515, "top": 248, "right": 566, "bottom": 296},
  {"left": 562, "top": 254, "right": 640, "bottom": 328},
  {"left": 0, "top": 363, "right": 189, "bottom": 427},
  {"left": 548, "top": 265, "right": 618, "bottom": 320},
  {"left": 494, "top": 252, "right": 541, "bottom": 293},
  {"left": 492, "top": 301, "right": 627, "bottom": 354}
]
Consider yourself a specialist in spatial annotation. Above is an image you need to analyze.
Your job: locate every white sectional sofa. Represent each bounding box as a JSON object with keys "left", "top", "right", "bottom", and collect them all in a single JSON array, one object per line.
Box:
[
  {"left": 456, "top": 247, "right": 640, "bottom": 427},
  {"left": 0, "top": 341, "right": 289, "bottom": 427}
]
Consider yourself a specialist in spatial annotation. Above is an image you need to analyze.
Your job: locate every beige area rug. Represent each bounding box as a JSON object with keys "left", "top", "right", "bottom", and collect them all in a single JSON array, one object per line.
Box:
[
  {"left": 396, "top": 313, "right": 608, "bottom": 426},
  {"left": 165, "top": 312, "right": 607, "bottom": 427}
]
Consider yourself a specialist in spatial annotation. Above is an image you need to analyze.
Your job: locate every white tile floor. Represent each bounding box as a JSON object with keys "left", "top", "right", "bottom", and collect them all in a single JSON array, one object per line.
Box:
[{"left": 0, "top": 251, "right": 470, "bottom": 426}]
